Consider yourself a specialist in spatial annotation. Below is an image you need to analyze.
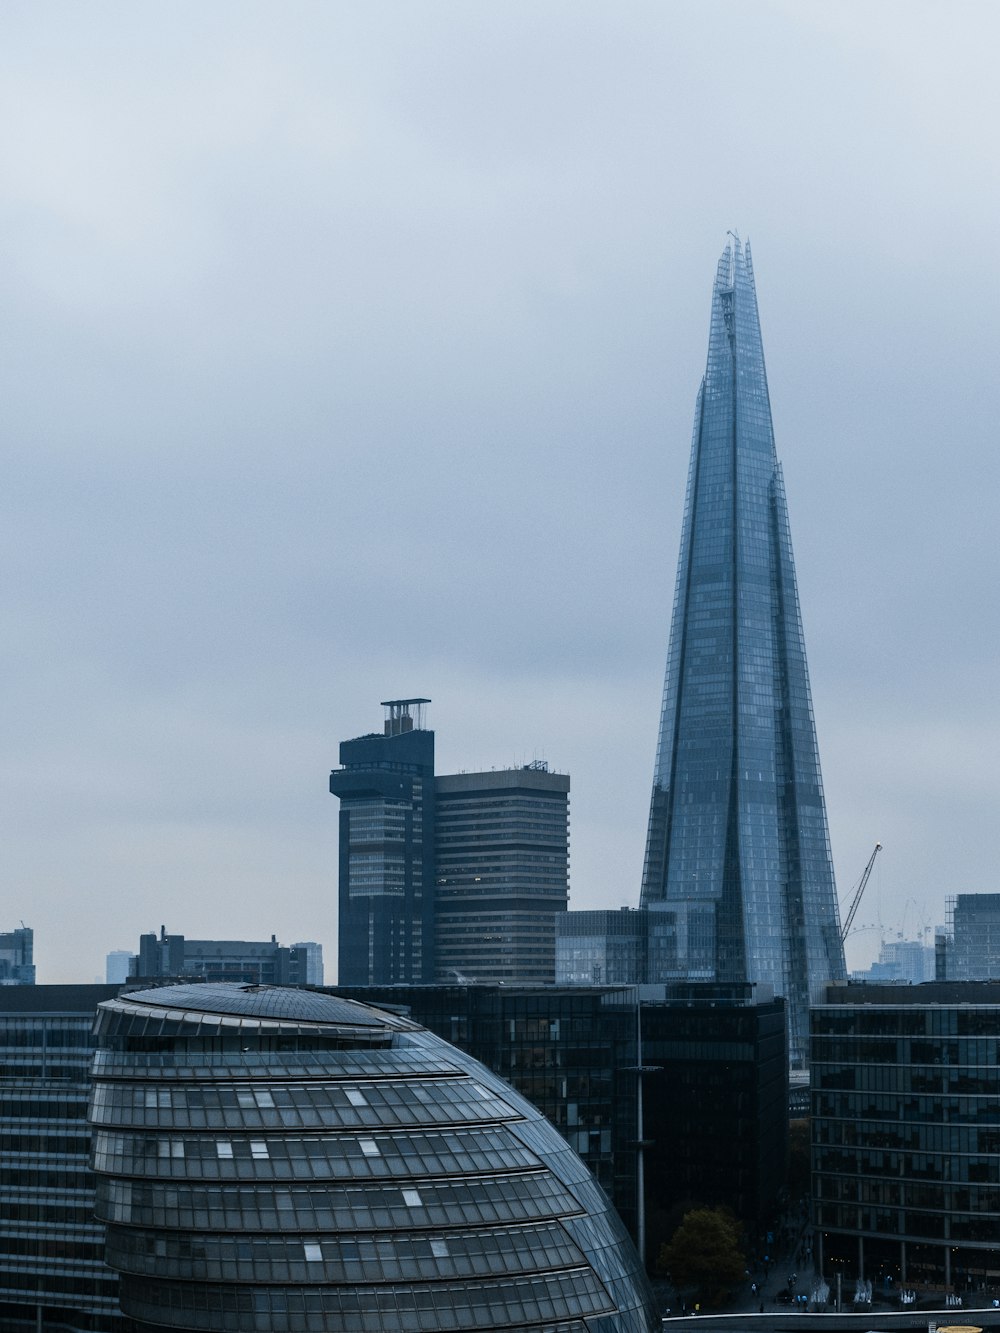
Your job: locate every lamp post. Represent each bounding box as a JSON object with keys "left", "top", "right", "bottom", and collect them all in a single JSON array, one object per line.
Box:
[{"left": 625, "top": 986, "right": 660, "bottom": 1269}]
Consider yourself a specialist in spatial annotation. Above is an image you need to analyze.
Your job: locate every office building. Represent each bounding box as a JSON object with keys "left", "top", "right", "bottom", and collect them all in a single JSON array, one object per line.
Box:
[
  {"left": 0, "top": 984, "right": 126, "bottom": 1333},
  {"left": 812, "top": 981, "right": 1000, "bottom": 1289},
  {"left": 938, "top": 894, "right": 1000, "bottom": 980},
  {"left": 329, "top": 702, "right": 572, "bottom": 986},
  {"left": 330, "top": 698, "right": 436, "bottom": 985},
  {"left": 434, "top": 763, "right": 569, "bottom": 984},
  {"left": 0, "top": 925, "right": 35, "bottom": 985},
  {"left": 90, "top": 982, "right": 657, "bottom": 1332},
  {"left": 555, "top": 907, "right": 648, "bottom": 985},
  {"left": 335, "top": 981, "right": 787, "bottom": 1263},
  {"left": 131, "top": 926, "right": 317, "bottom": 986},
  {"left": 640, "top": 235, "right": 845, "bottom": 1068}
]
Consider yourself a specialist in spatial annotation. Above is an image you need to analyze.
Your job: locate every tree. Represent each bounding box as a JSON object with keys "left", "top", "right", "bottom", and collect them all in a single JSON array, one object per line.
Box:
[{"left": 658, "top": 1207, "right": 746, "bottom": 1307}]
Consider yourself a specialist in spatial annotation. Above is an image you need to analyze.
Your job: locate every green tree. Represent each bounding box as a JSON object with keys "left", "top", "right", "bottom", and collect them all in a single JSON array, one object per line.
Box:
[{"left": 658, "top": 1207, "right": 746, "bottom": 1307}]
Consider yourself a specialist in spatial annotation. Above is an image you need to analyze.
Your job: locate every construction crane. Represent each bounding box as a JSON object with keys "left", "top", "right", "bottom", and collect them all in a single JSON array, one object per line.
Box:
[{"left": 840, "top": 842, "right": 882, "bottom": 943}]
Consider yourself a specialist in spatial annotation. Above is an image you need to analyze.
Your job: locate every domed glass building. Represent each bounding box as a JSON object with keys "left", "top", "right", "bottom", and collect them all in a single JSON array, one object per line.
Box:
[{"left": 89, "top": 983, "right": 656, "bottom": 1332}]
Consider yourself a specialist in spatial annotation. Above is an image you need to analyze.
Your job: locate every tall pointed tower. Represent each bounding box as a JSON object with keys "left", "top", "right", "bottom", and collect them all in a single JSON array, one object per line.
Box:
[{"left": 641, "top": 235, "right": 845, "bottom": 1067}]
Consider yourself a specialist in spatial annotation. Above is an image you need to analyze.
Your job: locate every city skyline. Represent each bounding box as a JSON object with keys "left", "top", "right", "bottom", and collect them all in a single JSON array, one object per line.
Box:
[{"left": 2, "top": 3, "right": 998, "bottom": 982}]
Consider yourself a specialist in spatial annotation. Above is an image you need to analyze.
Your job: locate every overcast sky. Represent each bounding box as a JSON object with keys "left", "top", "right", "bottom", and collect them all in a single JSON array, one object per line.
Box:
[{"left": 2, "top": 1, "right": 997, "bottom": 982}]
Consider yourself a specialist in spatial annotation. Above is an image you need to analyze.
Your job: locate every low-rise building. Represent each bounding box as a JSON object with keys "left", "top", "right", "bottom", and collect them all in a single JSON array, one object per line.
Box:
[{"left": 812, "top": 981, "right": 1000, "bottom": 1290}]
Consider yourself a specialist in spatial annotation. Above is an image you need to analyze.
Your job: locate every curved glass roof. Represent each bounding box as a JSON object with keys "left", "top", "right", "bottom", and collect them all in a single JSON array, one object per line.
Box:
[{"left": 90, "top": 983, "right": 656, "bottom": 1332}]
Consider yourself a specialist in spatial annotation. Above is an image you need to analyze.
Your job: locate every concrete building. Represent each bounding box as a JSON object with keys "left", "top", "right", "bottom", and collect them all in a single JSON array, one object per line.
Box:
[
  {"left": 132, "top": 926, "right": 318, "bottom": 986},
  {"left": 434, "top": 763, "right": 569, "bottom": 984},
  {"left": 329, "top": 701, "right": 571, "bottom": 987},
  {"left": 90, "top": 982, "right": 657, "bottom": 1332},
  {"left": 812, "top": 981, "right": 1000, "bottom": 1290}
]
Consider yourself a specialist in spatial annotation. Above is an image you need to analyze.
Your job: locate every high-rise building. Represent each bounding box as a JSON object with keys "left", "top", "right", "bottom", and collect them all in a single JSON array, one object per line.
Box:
[
  {"left": 131, "top": 926, "right": 318, "bottom": 986},
  {"left": 640, "top": 235, "right": 845, "bottom": 1067},
  {"left": 0, "top": 925, "right": 34, "bottom": 985},
  {"left": 329, "top": 703, "right": 572, "bottom": 986},
  {"left": 90, "top": 982, "right": 657, "bottom": 1332},
  {"left": 329, "top": 699, "right": 436, "bottom": 985},
  {"left": 434, "top": 763, "right": 569, "bottom": 984}
]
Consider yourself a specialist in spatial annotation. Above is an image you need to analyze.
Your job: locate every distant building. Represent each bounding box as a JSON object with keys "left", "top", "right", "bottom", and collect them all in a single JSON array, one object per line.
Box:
[
  {"left": 329, "top": 699, "right": 436, "bottom": 985},
  {"left": 131, "top": 926, "right": 316, "bottom": 986},
  {"left": 812, "top": 981, "right": 1000, "bottom": 1289},
  {"left": 435, "top": 763, "right": 569, "bottom": 984},
  {"left": 291, "top": 939, "right": 324, "bottom": 985},
  {"left": 0, "top": 926, "right": 34, "bottom": 985},
  {"left": 0, "top": 983, "right": 126, "bottom": 1333},
  {"left": 90, "top": 982, "right": 656, "bottom": 1332},
  {"left": 639, "top": 236, "right": 845, "bottom": 1068},
  {"left": 851, "top": 937, "right": 934, "bottom": 985},
  {"left": 105, "top": 949, "right": 135, "bottom": 984},
  {"left": 556, "top": 908, "right": 648, "bottom": 985}
]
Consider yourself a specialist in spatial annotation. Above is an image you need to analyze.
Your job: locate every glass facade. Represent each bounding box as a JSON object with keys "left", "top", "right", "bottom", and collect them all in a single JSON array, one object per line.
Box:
[
  {"left": 330, "top": 706, "right": 436, "bottom": 985},
  {"left": 555, "top": 909, "right": 648, "bottom": 986},
  {"left": 0, "top": 984, "right": 127, "bottom": 1333},
  {"left": 641, "top": 235, "right": 845, "bottom": 1067},
  {"left": 335, "top": 982, "right": 788, "bottom": 1268},
  {"left": 90, "top": 982, "right": 657, "bottom": 1332},
  {"left": 943, "top": 894, "right": 1000, "bottom": 979},
  {"left": 812, "top": 982, "right": 1000, "bottom": 1289}
]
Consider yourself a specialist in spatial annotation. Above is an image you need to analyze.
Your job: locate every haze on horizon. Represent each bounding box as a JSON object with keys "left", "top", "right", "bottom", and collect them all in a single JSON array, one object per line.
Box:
[{"left": 1, "top": 1, "right": 997, "bottom": 983}]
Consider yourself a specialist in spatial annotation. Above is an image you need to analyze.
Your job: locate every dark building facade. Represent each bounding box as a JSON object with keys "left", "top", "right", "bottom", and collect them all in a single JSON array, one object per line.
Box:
[
  {"left": 812, "top": 982, "right": 1000, "bottom": 1289},
  {"left": 434, "top": 764, "right": 570, "bottom": 984},
  {"left": 330, "top": 699, "right": 436, "bottom": 985},
  {"left": 555, "top": 908, "right": 648, "bottom": 986},
  {"left": 90, "top": 982, "right": 657, "bottom": 1333},
  {"left": 330, "top": 702, "right": 572, "bottom": 987},
  {"left": 132, "top": 927, "right": 320, "bottom": 987},
  {"left": 0, "top": 925, "right": 35, "bottom": 985},
  {"left": 335, "top": 981, "right": 787, "bottom": 1265},
  {"left": 0, "top": 984, "right": 126, "bottom": 1333},
  {"left": 640, "top": 235, "right": 845, "bottom": 1068}
]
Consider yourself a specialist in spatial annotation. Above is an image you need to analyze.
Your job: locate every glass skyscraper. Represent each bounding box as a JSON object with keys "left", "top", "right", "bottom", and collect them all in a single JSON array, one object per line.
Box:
[{"left": 640, "top": 235, "right": 845, "bottom": 1067}]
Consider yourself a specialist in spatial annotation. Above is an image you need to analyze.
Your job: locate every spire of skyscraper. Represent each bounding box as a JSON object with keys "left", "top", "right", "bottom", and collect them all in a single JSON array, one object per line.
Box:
[{"left": 641, "top": 235, "right": 845, "bottom": 1068}]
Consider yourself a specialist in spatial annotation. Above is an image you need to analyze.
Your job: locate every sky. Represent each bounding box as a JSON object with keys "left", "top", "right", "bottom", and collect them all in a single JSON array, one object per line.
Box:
[{"left": 2, "top": 1, "right": 997, "bottom": 983}]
